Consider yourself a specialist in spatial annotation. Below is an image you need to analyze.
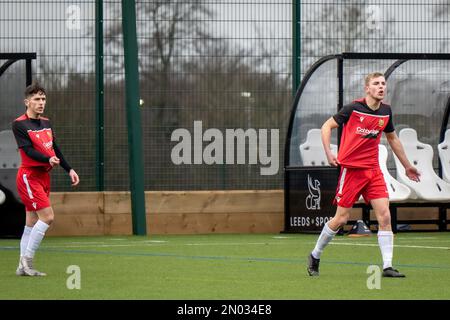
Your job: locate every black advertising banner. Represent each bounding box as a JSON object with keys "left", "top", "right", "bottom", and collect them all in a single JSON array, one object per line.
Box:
[{"left": 285, "top": 167, "right": 339, "bottom": 232}]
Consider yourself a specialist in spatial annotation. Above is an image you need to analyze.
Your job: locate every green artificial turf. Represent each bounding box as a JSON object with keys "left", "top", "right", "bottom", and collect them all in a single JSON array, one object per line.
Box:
[{"left": 1, "top": 232, "right": 449, "bottom": 300}]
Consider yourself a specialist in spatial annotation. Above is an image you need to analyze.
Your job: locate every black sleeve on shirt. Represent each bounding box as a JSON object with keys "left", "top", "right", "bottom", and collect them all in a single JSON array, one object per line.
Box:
[
  {"left": 384, "top": 107, "right": 395, "bottom": 133},
  {"left": 22, "top": 145, "right": 50, "bottom": 163},
  {"left": 53, "top": 140, "right": 72, "bottom": 173},
  {"left": 12, "top": 121, "right": 32, "bottom": 148},
  {"left": 12, "top": 121, "right": 50, "bottom": 163},
  {"left": 332, "top": 104, "right": 354, "bottom": 126}
]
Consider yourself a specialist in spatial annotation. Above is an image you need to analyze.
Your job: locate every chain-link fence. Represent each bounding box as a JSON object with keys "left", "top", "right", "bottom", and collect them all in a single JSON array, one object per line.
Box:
[
  {"left": 1, "top": 1, "right": 449, "bottom": 191},
  {"left": 104, "top": 0, "right": 292, "bottom": 190},
  {"left": 299, "top": 1, "right": 450, "bottom": 172},
  {"left": 301, "top": 1, "right": 450, "bottom": 72},
  {"left": 0, "top": 1, "right": 97, "bottom": 191}
]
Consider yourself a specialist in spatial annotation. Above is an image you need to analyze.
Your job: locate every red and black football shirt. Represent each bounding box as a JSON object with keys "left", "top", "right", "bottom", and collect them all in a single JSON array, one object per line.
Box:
[
  {"left": 12, "top": 113, "right": 71, "bottom": 172},
  {"left": 333, "top": 98, "right": 395, "bottom": 169}
]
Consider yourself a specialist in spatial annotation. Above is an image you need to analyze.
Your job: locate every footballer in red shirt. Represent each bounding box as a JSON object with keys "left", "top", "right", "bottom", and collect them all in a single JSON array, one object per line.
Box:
[
  {"left": 307, "top": 72, "right": 420, "bottom": 278},
  {"left": 12, "top": 82, "right": 79, "bottom": 276}
]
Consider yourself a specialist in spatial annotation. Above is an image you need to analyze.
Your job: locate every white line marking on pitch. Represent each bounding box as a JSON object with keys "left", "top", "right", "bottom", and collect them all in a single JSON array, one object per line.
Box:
[
  {"left": 395, "top": 237, "right": 437, "bottom": 240},
  {"left": 41, "top": 240, "right": 450, "bottom": 250},
  {"left": 41, "top": 243, "right": 146, "bottom": 249},
  {"left": 43, "top": 241, "right": 168, "bottom": 248},
  {"left": 329, "top": 242, "right": 450, "bottom": 250},
  {"left": 331, "top": 237, "right": 439, "bottom": 241},
  {"left": 67, "top": 241, "right": 107, "bottom": 245},
  {"left": 186, "top": 242, "right": 269, "bottom": 246},
  {"left": 42, "top": 241, "right": 290, "bottom": 249}
]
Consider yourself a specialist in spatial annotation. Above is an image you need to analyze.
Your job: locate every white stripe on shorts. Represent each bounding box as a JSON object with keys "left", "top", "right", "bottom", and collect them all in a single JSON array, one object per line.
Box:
[
  {"left": 22, "top": 174, "right": 34, "bottom": 199},
  {"left": 338, "top": 168, "right": 347, "bottom": 194}
]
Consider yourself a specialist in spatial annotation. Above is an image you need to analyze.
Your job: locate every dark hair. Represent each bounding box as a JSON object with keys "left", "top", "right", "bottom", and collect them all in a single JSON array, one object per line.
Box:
[{"left": 24, "top": 81, "right": 46, "bottom": 98}]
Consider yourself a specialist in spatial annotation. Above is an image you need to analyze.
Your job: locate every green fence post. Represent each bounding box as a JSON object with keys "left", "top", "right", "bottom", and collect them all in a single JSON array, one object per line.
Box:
[
  {"left": 121, "top": 0, "right": 147, "bottom": 235},
  {"left": 95, "top": 0, "right": 104, "bottom": 191},
  {"left": 292, "top": 0, "right": 301, "bottom": 95}
]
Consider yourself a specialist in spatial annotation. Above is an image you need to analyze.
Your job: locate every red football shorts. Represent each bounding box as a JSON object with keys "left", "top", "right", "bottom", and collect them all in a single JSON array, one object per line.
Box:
[
  {"left": 333, "top": 167, "right": 389, "bottom": 208},
  {"left": 16, "top": 167, "right": 51, "bottom": 212}
]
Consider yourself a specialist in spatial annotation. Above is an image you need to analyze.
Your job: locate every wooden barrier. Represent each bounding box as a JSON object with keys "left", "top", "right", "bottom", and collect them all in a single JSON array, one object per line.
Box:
[
  {"left": 49, "top": 192, "right": 105, "bottom": 236},
  {"left": 47, "top": 190, "right": 284, "bottom": 236},
  {"left": 46, "top": 190, "right": 449, "bottom": 236}
]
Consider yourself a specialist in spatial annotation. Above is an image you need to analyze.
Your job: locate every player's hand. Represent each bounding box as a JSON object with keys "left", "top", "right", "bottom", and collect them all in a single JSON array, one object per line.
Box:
[
  {"left": 326, "top": 153, "right": 338, "bottom": 167},
  {"left": 69, "top": 169, "right": 80, "bottom": 187},
  {"left": 406, "top": 166, "right": 420, "bottom": 182},
  {"left": 49, "top": 156, "right": 60, "bottom": 167}
]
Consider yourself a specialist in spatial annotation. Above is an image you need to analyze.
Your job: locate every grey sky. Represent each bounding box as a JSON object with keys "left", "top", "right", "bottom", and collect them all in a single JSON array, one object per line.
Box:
[{"left": 0, "top": 1, "right": 449, "bottom": 77}]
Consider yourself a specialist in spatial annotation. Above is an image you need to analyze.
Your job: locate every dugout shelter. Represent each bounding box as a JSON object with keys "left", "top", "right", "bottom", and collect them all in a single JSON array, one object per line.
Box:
[
  {"left": 0, "top": 53, "right": 35, "bottom": 238},
  {"left": 284, "top": 53, "right": 450, "bottom": 233}
]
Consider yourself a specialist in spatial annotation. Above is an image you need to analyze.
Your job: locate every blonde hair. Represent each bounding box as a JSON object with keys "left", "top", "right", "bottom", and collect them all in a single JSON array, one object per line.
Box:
[{"left": 365, "top": 72, "right": 385, "bottom": 86}]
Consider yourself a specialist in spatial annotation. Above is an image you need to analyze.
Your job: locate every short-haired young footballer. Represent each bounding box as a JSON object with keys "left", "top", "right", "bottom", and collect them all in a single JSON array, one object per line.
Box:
[
  {"left": 12, "top": 82, "right": 80, "bottom": 276},
  {"left": 307, "top": 72, "right": 421, "bottom": 278}
]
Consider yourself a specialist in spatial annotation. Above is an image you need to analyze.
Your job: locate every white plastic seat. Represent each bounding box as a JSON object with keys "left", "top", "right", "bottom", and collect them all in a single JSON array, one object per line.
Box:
[
  {"left": 0, "top": 130, "right": 21, "bottom": 169},
  {"left": 438, "top": 129, "right": 450, "bottom": 183},
  {"left": 378, "top": 144, "right": 411, "bottom": 202},
  {"left": 299, "top": 129, "right": 337, "bottom": 166},
  {"left": 394, "top": 128, "right": 450, "bottom": 201}
]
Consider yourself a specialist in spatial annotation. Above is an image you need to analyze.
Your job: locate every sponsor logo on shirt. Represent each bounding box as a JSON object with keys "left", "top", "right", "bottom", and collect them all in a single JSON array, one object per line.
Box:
[
  {"left": 356, "top": 127, "right": 379, "bottom": 135},
  {"left": 356, "top": 127, "right": 380, "bottom": 139}
]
